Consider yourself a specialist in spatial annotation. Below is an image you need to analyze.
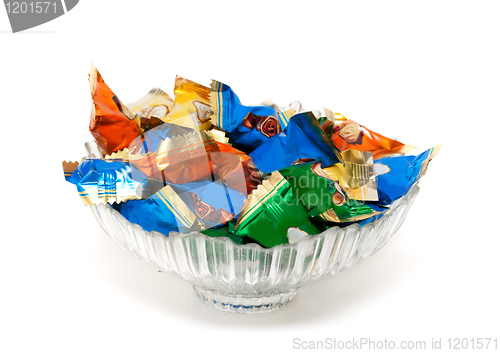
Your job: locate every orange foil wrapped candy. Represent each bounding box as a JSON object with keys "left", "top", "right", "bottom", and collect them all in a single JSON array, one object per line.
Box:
[
  {"left": 323, "top": 109, "right": 415, "bottom": 159},
  {"left": 106, "top": 143, "right": 213, "bottom": 186},
  {"left": 89, "top": 65, "right": 143, "bottom": 155},
  {"left": 106, "top": 149, "right": 164, "bottom": 182},
  {"left": 214, "top": 142, "right": 265, "bottom": 194},
  {"left": 115, "top": 131, "right": 259, "bottom": 195},
  {"left": 153, "top": 130, "right": 219, "bottom": 184},
  {"left": 106, "top": 131, "right": 255, "bottom": 194}
]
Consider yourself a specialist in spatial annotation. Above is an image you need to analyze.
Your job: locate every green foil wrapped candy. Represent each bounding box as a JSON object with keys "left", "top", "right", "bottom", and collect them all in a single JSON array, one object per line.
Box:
[
  {"left": 234, "top": 172, "right": 319, "bottom": 248},
  {"left": 279, "top": 161, "right": 377, "bottom": 223}
]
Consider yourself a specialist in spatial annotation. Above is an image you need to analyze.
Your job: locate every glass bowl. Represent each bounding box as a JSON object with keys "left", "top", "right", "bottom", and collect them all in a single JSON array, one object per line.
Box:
[{"left": 90, "top": 185, "right": 419, "bottom": 314}]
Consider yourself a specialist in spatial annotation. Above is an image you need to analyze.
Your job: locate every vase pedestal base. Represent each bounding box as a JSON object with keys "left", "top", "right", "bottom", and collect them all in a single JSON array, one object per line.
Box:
[{"left": 193, "top": 286, "right": 297, "bottom": 314}]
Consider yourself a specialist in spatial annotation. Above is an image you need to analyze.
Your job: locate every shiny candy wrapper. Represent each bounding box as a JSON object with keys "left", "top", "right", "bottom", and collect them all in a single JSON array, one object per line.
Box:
[
  {"left": 210, "top": 129, "right": 230, "bottom": 144},
  {"left": 113, "top": 185, "right": 197, "bottom": 235},
  {"left": 154, "top": 130, "right": 219, "bottom": 184},
  {"left": 89, "top": 66, "right": 211, "bottom": 156},
  {"left": 127, "top": 122, "right": 194, "bottom": 155},
  {"left": 114, "top": 179, "right": 247, "bottom": 235},
  {"left": 89, "top": 65, "right": 143, "bottom": 155},
  {"left": 215, "top": 141, "right": 264, "bottom": 194},
  {"left": 165, "top": 76, "right": 212, "bottom": 130},
  {"left": 249, "top": 112, "right": 343, "bottom": 173},
  {"left": 106, "top": 131, "right": 216, "bottom": 186},
  {"left": 375, "top": 146, "right": 441, "bottom": 205},
  {"left": 234, "top": 172, "right": 320, "bottom": 248},
  {"left": 104, "top": 128, "right": 212, "bottom": 185},
  {"left": 312, "top": 203, "right": 389, "bottom": 232},
  {"left": 127, "top": 87, "right": 174, "bottom": 121},
  {"left": 63, "top": 159, "right": 163, "bottom": 206},
  {"left": 106, "top": 130, "right": 258, "bottom": 195},
  {"left": 322, "top": 149, "right": 390, "bottom": 201},
  {"left": 150, "top": 130, "right": 219, "bottom": 184},
  {"left": 279, "top": 161, "right": 378, "bottom": 223},
  {"left": 104, "top": 148, "right": 162, "bottom": 181},
  {"left": 323, "top": 109, "right": 416, "bottom": 160},
  {"left": 140, "top": 116, "right": 164, "bottom": 134},
  {"left": 210, "top": 80, "right": 296, "bottom": 151},
  {"left": 170, "top": 179, "right": 247, "bottom": 230}
]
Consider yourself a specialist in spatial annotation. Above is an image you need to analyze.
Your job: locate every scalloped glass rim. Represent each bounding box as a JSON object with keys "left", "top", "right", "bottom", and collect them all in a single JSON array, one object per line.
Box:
[{"left": 96, "top": 185, "right": 419, "bottom": 252}]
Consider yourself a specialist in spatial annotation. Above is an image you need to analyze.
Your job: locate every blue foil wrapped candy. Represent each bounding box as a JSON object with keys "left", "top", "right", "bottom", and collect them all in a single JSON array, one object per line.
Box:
[
  {"left": 375, "top": 145, "right": 441, "bottom": 205},
  {"left": 249, "top": 112, "right": 344, "bottom": 173},
  {"left": 210, "top": 80, "right": 296, "bottom": 151},
  {"left": 171, "top": 179, "right": 247, "bottom": 230},
  {"left": 64, "top": 159, "right": 162, "bottom": 206},
  {"left": 112, "top": 180, "right": 247, "bottom": 236},
  {"left": 112, "top": 184, "right": 195, "bottom": 235}
]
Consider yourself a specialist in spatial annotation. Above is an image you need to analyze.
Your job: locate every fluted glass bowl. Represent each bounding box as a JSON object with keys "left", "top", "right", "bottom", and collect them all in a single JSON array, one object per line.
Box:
[{"left": 90, "top": 185, "right": 419, "bottom": 314}]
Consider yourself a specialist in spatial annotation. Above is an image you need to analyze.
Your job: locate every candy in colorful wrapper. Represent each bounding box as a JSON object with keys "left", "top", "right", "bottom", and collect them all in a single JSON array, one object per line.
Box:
[
  {"left": 89, "top": 68, "right": 209, "bottom": 155},
  {"left": 113, "top": 179, "right": 246, "bottom": 235},
  {"left": 321, "top": 149, "right": 389, "bottom": 201},
  {"left": 63, "top": 161, "right": 79, "bottom": 181},
  {"left": 209, "top": 129, "right": 230, "bottom": 145},
  {"left": 63, "top": 159, "right": 163, "bottom": 206},
  {"left": 106, "top": 130, "right": 257, "bottom": 194},
  {"left": 153, "top": 131, "right": 256, "bottom": 194},
  {"left": 153, "top": 130, "right": 252, "bottom": 189},
  {"left": 210, "top": 80, "right": 296, "bottom": 151},
  {"left": 279, "top": 161, "right": 378, "bottom": 223},
  {"left": 234, "top": 172, "right": 320, "bottom": 248},
  {"left": 322, "top": 109, "right": 416, "bottom": 160},
  {"left": 170, "top": 179, "right": 247, "bottom": 230},
  {"left": 374, "top": 146, "right": 441, "bottom": 205},
  {"left": 139, "top": 117, "right": 164, "bottom": 134},
  {"left": 104, "top": 148, "right": 163, "bottom": 181},
  {"left": 89, "top": 65, "right": 143, "bottom": 156},
  {"left": 249, "top": 112, "right": 343, "bottom": 173},
  {"left": 126, "top": 87, "right": 174, "bottom": 122},
  {"left": 311, "top": 203, "right": 388, "bottom": 232},
  {"left": 127, "top": 122, "right": 194, "bottom": 154},
  {"left": 151, "top": 130, "right": 219, "bottom": 184},
  {"left": 163, "top": 76, "right": 212, "bottom": 130},
  {"left": 112, "top": 185, "right": 198, "bottom": 235},
  {"left": 317, "top": 116, "right": 334, "bottom": 140},
  {"left": 214, "top": 141, "right": 264, "bottom": 194}
]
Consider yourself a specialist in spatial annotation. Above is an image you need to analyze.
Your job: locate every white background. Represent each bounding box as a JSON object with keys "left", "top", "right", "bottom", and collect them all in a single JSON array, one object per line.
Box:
[{"left": 1, "top": 1, "right": 499, "bottom": 352}]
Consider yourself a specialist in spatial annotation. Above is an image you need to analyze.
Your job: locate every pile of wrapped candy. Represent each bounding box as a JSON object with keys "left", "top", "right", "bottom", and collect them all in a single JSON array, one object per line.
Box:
[{"left": 63, "top": 66, "right": 440, "bottom": 248}]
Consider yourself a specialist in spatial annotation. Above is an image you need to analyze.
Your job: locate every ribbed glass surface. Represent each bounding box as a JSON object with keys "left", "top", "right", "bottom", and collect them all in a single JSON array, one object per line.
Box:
[{"left": 91, "top": 185, "right": 419, "bottom": 314}]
